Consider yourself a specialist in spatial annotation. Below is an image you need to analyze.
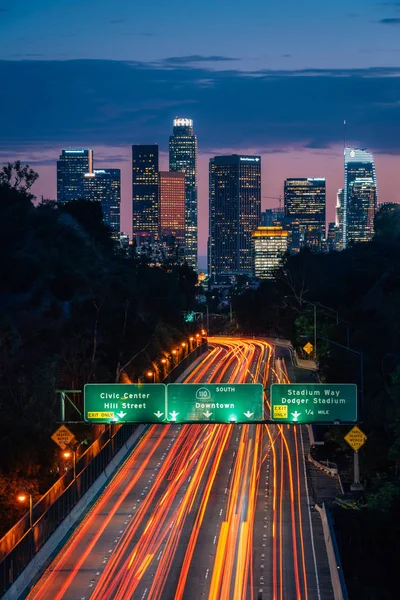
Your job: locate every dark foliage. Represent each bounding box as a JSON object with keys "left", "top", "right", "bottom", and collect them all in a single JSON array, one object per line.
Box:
[
  {"left": 234, "top": 203, "right": 400, "bottom": 597},
  {"left": 0, "top": 165, "right": 197, "bottom": 533}
]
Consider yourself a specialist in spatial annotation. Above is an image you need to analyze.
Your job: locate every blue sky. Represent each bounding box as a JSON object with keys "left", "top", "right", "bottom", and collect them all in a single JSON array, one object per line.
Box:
[
  {"left": 1, "top": 0, "right": 400, "bottom": 67},
  {"left": 1, "top": 0, "right": 400, "bottom": 253}
]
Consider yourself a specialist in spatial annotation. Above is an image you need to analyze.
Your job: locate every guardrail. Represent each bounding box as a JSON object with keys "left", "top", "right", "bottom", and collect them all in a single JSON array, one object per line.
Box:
[
  {"left": 315, "top": 502, "right": 349, "bottom": 600},
  {"left": 0, "top": 423, "right": 141, "bottom": 596},
  {"left": 0, "top": 341, "right": 209, "bottom": 597}
]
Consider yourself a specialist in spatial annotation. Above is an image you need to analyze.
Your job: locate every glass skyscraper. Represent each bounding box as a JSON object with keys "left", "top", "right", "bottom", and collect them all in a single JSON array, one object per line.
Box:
[
  {"left": 344, "top": 148, "right": 377, "bottom": 248},
  {"left": 83, "top": 169, "right": 120, "bottom": 239},
  {"left": 208, "top": 155, "right": 261, "bottom": 280},
  {"left": 261, "top": 208, "right": 284, "bottom": 227},
  {"left": 284, "top": 178, "right": 326, "bottom": 253},
  {"left": 57, "top": 148, "right": 93, "bottom": 202},
  {"left": 158, "top": 171, "right": 186, "bottom": 247},
  {"left": 169, "top": 118, "right": 198, "bottom": 269},
  {"left": 132, "top": 144, "right": 159, "bottom": 242},
  {"left": 252, "top": 226, "right": 288, "bottom": 279}
]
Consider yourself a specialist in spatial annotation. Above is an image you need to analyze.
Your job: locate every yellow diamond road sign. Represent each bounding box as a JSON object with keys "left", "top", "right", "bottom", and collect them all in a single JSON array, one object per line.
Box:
[
  {"left": 344, "top": 425, "right": 367, "bottom": 452},
  {"left": 51, "top": 425, "right": 76, "bottom": 449},
  {"left": 303, "top": 342, "right": 314, "bottom": 355}
]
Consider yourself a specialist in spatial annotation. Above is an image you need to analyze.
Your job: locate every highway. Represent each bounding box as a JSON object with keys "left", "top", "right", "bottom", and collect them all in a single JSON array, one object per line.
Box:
[{"left": 25, "top": 337, "right": 333, "bottom": 600}]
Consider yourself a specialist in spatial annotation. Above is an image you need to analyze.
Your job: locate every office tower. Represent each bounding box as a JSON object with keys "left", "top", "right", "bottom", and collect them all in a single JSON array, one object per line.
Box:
[
  {"left": 327, "top": 222, "right": 336, "bottom": 252},
  {"left": 57, "top": 148, "right": 93, "bottom": 202},
  {"left": 82, "top": 169, "right": 120, "bottom": 238},
  {"left": 347, "top": 178, "right": 377, "bottom": 244},
  {"left": 169, "top": 118, "right": 198, "bottom": 269},
  {"left": 284, "top": 178, "right": 326, "bottom": 253},
  {"left": 132, "top": 145, "right": 159, "bottom": 242},
  {"left": 261, "top": 208, "right": 285, "bottom": 226},
  {"left": 252, "top": 226, "right": 288, "bottom": 279},
  {"left": 208, "top": 155, "right": 261, "bottom": 280},
  {"left": 158, "top": 171, "right": 186, "bottom": 247},
  {"left": 334, "top": 188, "right": 344, "bottom": 251},
  {"left": 343, "top": 148, "right": 377, "bottom": 248}
]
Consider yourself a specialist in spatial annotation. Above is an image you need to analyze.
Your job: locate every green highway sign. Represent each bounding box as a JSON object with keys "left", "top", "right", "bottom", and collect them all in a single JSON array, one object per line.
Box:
[
  {"left": 84, "top": 383, "right": 167, "bottom": 423},
  {"left": 270, "top": 383, "right": 358, "bottom": 424},
  {"left": 166, "top": 383, "right": 264, "bottom": 423}
]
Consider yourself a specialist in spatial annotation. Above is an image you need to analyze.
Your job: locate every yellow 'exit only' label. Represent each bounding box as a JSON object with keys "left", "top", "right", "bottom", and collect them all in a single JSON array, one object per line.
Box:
[
  {"left": 273, "top": 405, "right": 288, "bottom": 419},
  {"left": 87, "top": 412, "right": 114, "bottom": 419}
]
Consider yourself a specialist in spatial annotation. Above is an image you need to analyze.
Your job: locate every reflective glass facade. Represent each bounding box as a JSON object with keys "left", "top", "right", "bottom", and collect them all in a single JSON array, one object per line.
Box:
[
  {"left": 344, "top": 148, "right": 377, "bottom": 247},
  {"left": 252, "top": 226, "right": 288, "bottom": 279},
  {"left": 169, "top": 118, "right": 198, "bottom": 269},
  {"left": 158, "top": 171, "right": 186, "bottom": 247},
  {"left": 347, "top": 178, "right": 377, "bottom": 244},
  {"left": 132, "top": 145, "right": 159, "bottom": 241},
  {"left": 334, "top": 188, "right": 344, "bottom": 251},
  {"left": 284, "top": 178, "right": 326, "bottom": 253},
  {"left": 57, "top": 149, "right": 93, "bottom": 203},
  {"left": 208, "top": 155, "right": 261, "bottom": 279},
  {"left": 83, "top": 169, "right": 120, "bottom": 238},
  {"left": 261, "top": 208, "right": 284, "bottom": 226}
]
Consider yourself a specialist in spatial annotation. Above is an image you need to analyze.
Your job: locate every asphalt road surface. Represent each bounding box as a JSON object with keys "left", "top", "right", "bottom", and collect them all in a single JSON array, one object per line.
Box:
[{"left": 24, "top": 337, "right": 333, "bottom": 600}]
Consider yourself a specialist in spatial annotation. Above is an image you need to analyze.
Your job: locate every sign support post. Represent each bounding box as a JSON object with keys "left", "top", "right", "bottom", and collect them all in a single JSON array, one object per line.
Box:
[
  {"left": 344, "top": 425, "right": 367, "bottom": 491},
  {"left": 351, "top": 450, "right": 363, "bottom": 491}
]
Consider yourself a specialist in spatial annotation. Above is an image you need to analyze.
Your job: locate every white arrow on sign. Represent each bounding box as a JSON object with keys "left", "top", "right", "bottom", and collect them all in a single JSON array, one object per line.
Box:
[
  {"left": 291, "top": 411, "right": 301, "bottom": 422},
  {"left": 244, "top": 411, "right": 254, "bottom": 419},
  {"left": 154, "top": 411, "right": 164, "bottom": 419},
  {"left": 116, "top": 411, "right": 127, "bottom": 419},
  {"left": 169, "top": 411, "right": 179, "bottom": 421},
  {"left": 203, "top": 411, "right": 212, "bottom": 418}
]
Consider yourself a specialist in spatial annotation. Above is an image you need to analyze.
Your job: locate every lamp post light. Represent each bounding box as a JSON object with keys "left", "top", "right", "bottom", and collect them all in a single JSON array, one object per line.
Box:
[
  {"left": 62, "top": 449, "right": 77, "bottom": 480},
  {"left": 17, "top": 488, "right": 33, "bottom": 529},
  {"left": 146, "top": 370, "right": 156, "bottom": 383}
]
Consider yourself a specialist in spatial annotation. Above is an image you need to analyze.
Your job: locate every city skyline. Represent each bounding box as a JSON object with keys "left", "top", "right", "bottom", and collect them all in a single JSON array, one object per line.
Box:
[
  {"left": 24, "top": 139, "right": 395, "bottom": 258},
  {"left": 1, "top": 1, "right": 400, "bottom": 256}
]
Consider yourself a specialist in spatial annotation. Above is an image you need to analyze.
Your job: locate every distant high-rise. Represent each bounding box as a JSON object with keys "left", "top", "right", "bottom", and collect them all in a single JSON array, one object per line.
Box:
[
  {"left": 209, "top": 155, "right": 261, "bottom": 280},
  {"left": 344, "top": 148, "right": 377, "bottom": 248},
  {"left": 335, "top": 188, "right": 344, "bottom": 251},
  {"left": 83, "top": 169, "right": 120, "bottom": 238},
  {"left": 261, "top": 208, "right": 284, "bottom": 226},
  {"left": 347, "top": 178, "right": 377, "bottom": 244},
  {"left": 132, "top": 145, "right": 159, "bottom": 242},
  {"left": 57, "top": 149, "right": 93, "bottom": 203},
  {"left": 326, "top": 222, "right": 336, "bottom": 252},
  {"left": 169, "top": 118, "right": 198, "bottom": 269},
  {"left": 284, "top": 178, "right": 326, "bottom": 253},
  {"left": 158, "top": 171, "right": 186, "bottom": 247},
  {"left": 252, "top": 226, "right": 288, "bottom": 279}
]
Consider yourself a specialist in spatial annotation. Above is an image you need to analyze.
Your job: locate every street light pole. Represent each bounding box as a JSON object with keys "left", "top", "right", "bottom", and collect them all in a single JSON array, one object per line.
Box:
[
  {"left": 313, "top": 303, "right": 317, "bottom": 362},
  {"left": 17, "top": 488, "right": 34, "bottom": 530},
  {"left": 317, "top": 335, "right": 364, "bottom": 404},
  {"left": 302, "top": 300, "right": 318, "bottom": 362},
  {"left": 29, "top": 493, "right": 33, "bottom": 529}
]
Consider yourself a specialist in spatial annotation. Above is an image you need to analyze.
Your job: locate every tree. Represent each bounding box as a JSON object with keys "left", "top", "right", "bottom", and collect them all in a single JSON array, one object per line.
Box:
[{"left": 0, "top": 161, "right": 38, "bottom": 192}]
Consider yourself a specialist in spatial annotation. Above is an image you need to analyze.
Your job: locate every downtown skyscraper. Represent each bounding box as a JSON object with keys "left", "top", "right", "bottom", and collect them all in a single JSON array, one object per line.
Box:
[
  {"left": 169, "top": 118, "right": 198, "bottom": 269},
  {"left": 132, "top": 144, "right": 159, "bottom": 243},
  {"left": 208, "top": 155, "right": 261, "bottom": 280},
  {"left": 343, "top": 148, "right": 377, "bottom": 247},
  {"left": 57, "top": 149, "right": 93, "bottom": 202},
  {"left": 83, "top": 169, "right": 120, "bottom": 239},
  {"left": 284, "top": 178, "right": 326, "bottom": 253},
  {"left": 158, "top": 171, "right": 186, "bottom": 247}
]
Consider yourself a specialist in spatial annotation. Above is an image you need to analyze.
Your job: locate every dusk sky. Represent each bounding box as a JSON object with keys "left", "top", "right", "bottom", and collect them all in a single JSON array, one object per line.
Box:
[{"left": 1, "top": 0, "right": 400, "bottom": 256}]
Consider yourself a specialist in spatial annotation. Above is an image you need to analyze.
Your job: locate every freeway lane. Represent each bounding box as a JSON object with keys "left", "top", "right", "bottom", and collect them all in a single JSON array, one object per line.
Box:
[{"left": 24, "top": 337, "right": 333, "bottom": 600}]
